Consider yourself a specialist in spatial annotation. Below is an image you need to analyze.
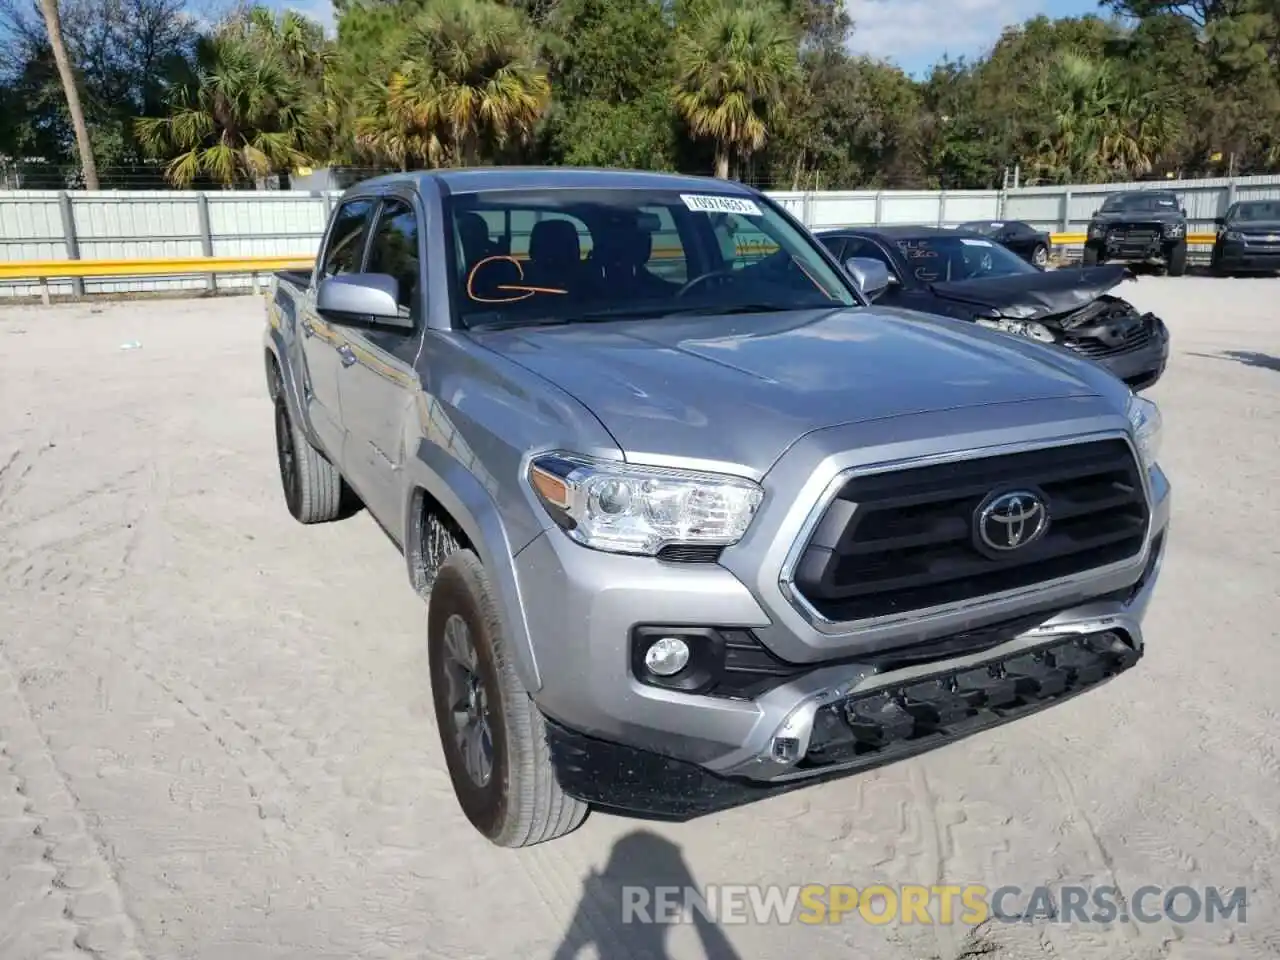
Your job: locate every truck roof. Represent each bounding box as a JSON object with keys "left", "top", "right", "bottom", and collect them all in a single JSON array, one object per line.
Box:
[{"left": 346, "top": 166, "right": 761, "bottom": 196}]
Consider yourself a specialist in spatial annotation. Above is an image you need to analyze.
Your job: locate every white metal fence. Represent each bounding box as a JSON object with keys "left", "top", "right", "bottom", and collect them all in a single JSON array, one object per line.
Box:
[{"left": 4, "top": 173, "right": 1280, "bottom": 299}]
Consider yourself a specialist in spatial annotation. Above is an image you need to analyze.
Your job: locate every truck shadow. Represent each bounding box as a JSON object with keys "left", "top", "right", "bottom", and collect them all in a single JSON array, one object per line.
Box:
[
  {"left": 549, "top": 829, "right": 743, "bottom": 960},
  {"left": 1186, "top": 350, "right": 1280, "bottom": 373}
]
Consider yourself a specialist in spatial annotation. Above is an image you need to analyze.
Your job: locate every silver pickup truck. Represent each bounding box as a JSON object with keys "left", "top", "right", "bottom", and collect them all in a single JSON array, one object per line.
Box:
[{"left": 264, "top": 168, "right": 1170, "bottom": 848}]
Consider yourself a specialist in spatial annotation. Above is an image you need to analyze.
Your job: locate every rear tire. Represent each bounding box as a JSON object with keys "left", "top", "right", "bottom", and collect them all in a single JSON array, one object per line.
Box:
[
  {"left": 274, "top": 398, "right": 344, "bottom": 524},
  {"left": 1082, "top": 244, "right": 1101, "bottom": 266},
  {"left": 1166, "top": 241, "right": 1188, "bottom": 277},
  {"left": 428, "top": 550, "right": 587, "bottom": 848}
]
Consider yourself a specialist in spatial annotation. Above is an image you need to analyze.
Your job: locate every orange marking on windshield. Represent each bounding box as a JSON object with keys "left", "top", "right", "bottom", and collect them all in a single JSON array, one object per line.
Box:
[{"left": 466, "top": 255, "right": 568, "bottom": 303}]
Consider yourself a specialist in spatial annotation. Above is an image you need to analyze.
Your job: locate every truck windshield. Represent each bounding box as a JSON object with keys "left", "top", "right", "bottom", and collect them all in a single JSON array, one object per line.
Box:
[
  {"left": 1233, "top": 201, "right": 1280, "bottom": 221},
  {"left": 1100, "top": 193, "right": 1180, "bottom": 213},
  {"left": 444, "top": 188, "right": 856, "bottom": 328},
  {"left": 895, "top": 234, "right": 1036, "bottom": 282}
]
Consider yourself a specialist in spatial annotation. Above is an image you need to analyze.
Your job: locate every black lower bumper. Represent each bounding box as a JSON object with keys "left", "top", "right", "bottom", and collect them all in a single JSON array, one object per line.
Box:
[
  {"left": 543, "top": 629, "right": 1143, "bottom": 821},
  {"left": 1216, "top": 247, "right": 1280, "bottom": 272}
]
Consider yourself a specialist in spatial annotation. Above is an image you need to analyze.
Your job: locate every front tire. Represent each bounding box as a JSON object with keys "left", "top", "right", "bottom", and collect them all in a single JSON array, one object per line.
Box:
[
  {"left": 1166, "top": 241, "right": 1188, "bottom": 277},
  {"left": 428, "top": 550, "right": 587, "bottom": 848},
  {"left": 274, "top": 398, "right": 344, "bottom": 523},
  {"left": 1031, "top": 243, "right": 1049, "bottom": 268}
]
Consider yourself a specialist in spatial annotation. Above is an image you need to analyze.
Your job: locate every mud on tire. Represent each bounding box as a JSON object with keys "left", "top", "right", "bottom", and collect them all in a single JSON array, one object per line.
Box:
[
  {"left": 274, "top": 398, "right": 344, "bottom": 524},
  {"left": 427, "top": 550, "right": 588, "bottom": 847}
]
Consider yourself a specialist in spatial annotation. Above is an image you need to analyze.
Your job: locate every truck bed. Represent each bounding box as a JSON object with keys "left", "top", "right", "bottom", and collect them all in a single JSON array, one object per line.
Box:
[{"left": 275, "top": 268, "right": 313, "bottom": 290}]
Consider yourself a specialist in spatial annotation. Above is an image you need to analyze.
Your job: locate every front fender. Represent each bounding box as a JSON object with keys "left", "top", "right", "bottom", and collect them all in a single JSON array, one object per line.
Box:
[{"left": 402, "top": 442, "right": 544, "bottom": 693}]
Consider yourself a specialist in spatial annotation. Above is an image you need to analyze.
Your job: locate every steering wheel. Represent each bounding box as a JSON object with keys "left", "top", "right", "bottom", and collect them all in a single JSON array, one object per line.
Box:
[{"left": 677, "top": 269, "right": 737, "bottom": 298}]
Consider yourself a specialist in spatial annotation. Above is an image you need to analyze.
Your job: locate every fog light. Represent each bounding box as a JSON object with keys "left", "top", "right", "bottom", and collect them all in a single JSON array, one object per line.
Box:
[{"left": 643, "top": 637, "right": 691, "bottom": 677}]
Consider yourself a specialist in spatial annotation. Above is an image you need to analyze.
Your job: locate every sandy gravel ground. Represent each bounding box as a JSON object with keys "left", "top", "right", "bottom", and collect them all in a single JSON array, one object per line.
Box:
[{"left": 1, "top": 278, "right": 1277, "bottom": 960}]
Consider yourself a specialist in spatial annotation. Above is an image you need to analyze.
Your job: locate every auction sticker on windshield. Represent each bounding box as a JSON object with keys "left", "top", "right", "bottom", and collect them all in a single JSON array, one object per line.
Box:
[
  {"left": 681, "top": 194, "right": 763, "bottom": 216},
  {"left": 960, "top": 238, "right": 994, "bottom": 246}
]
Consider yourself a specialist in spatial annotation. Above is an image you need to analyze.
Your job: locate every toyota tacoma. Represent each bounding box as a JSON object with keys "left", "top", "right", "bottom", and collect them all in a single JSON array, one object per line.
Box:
[
  {"left": 1084, "top": 190, "right": 1188, "bottom": 275},
  {"left": 264, "top": 168, "right": 1170, "bottom": 848}
]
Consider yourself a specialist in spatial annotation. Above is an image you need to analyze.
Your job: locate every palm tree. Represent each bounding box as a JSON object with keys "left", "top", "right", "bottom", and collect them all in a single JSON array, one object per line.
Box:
[
  {"left": 357, "top": 0, "right": 550, "bottom": 168},
  {"left": 37, "top": 0, "right": 99, "bottom": 189},
  {"left": 672, "top": 0, "right": 799, "bottom": 180},
  {"left": 135, "top": 22, "right": 323, "bottom": 187}
]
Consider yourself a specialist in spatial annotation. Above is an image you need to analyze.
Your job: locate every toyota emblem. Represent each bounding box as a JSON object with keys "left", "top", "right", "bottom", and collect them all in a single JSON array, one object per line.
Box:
[{"left": 976, "top": 489, "right": 1050, "bottom": 552}]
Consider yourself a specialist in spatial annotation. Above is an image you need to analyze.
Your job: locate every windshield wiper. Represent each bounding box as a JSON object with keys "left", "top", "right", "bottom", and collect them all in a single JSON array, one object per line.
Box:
[{"left": 656, "top": 302, "right": 822, "bottom": 318}]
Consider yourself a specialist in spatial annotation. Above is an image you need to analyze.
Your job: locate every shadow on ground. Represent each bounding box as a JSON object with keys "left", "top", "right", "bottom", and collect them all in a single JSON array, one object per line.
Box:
[
  {"left": 550, "top": 829, "right": 743, "bottom": 960},
  {"left": 1186, "top": 350, "right": 1280, "bottom": 372}
]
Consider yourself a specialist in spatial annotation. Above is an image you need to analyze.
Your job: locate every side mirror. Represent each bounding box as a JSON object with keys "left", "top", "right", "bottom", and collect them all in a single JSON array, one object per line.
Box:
[
  {"left": 1092, "top": 209, "right": 1099, "bottom": 217},
  {"left": 1181, "top": 207, "right": 1188, "bottom": 217},
  {"left": 316, "top": 273, "right": 412, "bottom": 329},
  {"left": 844, "top": 257, "right": 893, "bottom": 302}
]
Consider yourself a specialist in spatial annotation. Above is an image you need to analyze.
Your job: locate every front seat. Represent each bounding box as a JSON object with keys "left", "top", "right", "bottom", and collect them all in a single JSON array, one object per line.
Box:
[{"left": 525, "top": 220, "right": 585, "bottom": 294}]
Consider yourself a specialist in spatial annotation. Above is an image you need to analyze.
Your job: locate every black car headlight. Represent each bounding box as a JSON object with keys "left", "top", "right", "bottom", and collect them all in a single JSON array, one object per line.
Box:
[
  {"left": 1088, "top": 223, "right": 1105, "bottom": 240},
  {"left": 1163, "top": 222, "right": 1185, "bottom": 238}
]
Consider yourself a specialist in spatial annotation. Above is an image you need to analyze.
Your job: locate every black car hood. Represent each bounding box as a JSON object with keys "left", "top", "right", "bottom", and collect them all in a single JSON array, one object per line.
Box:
[{"left": 928, "top": 265, "right": 1132, "bottom": 320}]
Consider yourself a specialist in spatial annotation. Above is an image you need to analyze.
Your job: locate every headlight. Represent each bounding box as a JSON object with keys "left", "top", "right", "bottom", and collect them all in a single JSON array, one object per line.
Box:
[
  {"left": 527, "top": 452, "right": 763, "bottom": 555},
  {"left": 1163, "top": 222, "right": 1184, "bottom": 238},
  {"left": 1088, "top": 223, "right": 1104, "bottom": 239},
  {"left": 1225, "top": 229, "right": 1243, "bottom": 242},
  {"left": 975, "top": 316, "right": 1056, "bottom": 344},
  {"left": 1126, "top": 394, "right": 1163, "bottom": 472}
]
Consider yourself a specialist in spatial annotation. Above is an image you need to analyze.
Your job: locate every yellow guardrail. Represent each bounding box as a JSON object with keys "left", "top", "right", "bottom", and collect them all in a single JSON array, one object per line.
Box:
[
  {"left": 0, "top": 255, "right": 312, "bottom": 281},
  {"left": 0, "top": 230, "right": 1224, "bottom": 300},
  {"left": 1053, "top": 232, "right": 1217, "bottom": 245}
]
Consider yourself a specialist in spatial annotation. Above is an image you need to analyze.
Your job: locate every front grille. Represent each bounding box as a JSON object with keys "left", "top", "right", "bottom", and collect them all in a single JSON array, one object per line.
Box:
[
  {"left": 790, "top": 440, "right": 1149, "bottom": 623},
  {"left": 1109, "top": 228, "right": 1160, "bottom": 244},
  {"left": 1062, "top": 324, "right": 1153, "bottom": 359},
  {"left": 1242, "top": 232, "right": 1280, "bottom": 251}
]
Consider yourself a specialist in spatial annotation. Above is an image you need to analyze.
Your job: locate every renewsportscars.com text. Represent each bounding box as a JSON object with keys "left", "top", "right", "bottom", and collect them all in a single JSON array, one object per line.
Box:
[{"left": 621, "top": 884, "right": 1248, "bottom": 927}]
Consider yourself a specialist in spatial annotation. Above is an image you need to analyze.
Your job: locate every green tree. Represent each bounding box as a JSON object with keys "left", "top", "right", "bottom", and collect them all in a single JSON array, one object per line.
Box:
[
  {"left": 354, "top": 0, "right": 550, "bottom": 167},
  {"left": 672, "top": 0, "right": 799, "bottom": 179},
  {"left": 134, "top": 13, "right": 326, "bottom": 187}
]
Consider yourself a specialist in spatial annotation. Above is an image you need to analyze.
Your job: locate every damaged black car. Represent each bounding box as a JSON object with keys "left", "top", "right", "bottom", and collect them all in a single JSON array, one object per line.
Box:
[{"left": 815, "top": 225, "right": 1169, "bottom": 391}]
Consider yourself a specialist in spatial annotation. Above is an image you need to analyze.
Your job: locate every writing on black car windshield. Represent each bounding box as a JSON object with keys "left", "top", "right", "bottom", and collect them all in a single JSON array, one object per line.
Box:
[
  {"left": 896, "top": 235, "right": 1034, "bottom": 283},
  {"left": 447, "top": 189, "right": 855, "bottom": 328}
]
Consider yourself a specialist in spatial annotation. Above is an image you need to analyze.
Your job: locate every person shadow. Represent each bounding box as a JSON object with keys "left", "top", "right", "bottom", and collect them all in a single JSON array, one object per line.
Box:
[{"left": 550, "top": 828, "right": 744, "bottom": 960}]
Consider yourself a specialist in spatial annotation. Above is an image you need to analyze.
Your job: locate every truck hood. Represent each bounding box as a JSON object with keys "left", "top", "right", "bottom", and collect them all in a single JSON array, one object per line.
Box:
[
  {"left": 470, "top": 306, "right": 1101, "bottom": 475},
  {"left": 928, "top": 265, "right": 1133, "bottom": 321}
]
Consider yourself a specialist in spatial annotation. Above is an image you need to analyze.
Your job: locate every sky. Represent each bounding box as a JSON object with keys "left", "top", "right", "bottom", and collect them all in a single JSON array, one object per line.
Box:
[{"left": 265, "top": 0, "right": 1107, "bottom": 77}]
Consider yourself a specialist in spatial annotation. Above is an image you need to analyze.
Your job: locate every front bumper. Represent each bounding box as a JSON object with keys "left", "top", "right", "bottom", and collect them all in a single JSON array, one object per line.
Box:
[
  {"left": 1216, "top": 242, "right": 1280, "bottom": 271},
  {"left": 1091, "top": 317, "right": 1170, "bottom": 391},
  {"left": 1092, "top": 230, "right": 1182, "bottom": 261},
  {"left": 516, "top": 431, "right": 1171, "bottom": 816}
]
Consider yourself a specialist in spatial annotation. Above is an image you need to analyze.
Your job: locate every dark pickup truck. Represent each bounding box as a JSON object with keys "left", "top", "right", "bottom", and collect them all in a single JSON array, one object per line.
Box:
[
  {"left": 1084, "top": 190, "right": 1188, "bottom": 275},
  {"left": 263, "top": 167, "right": 1170, "bottom": 848}
]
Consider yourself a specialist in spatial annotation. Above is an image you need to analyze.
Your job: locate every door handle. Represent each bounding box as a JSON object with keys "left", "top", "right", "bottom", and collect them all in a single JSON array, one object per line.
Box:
[
  {"left": 301, "top": 319, "right": 315, "bottom": 338},
  {"left": 338, "top": 344, "right": 357, "bottom": 368}
]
